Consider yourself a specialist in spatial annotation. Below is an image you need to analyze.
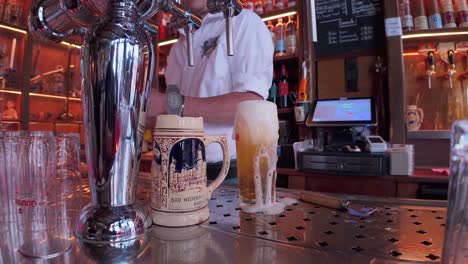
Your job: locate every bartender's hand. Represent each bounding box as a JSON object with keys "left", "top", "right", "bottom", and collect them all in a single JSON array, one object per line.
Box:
[{"left": 146, "top": 88, "right": 167, "bottom": 128}]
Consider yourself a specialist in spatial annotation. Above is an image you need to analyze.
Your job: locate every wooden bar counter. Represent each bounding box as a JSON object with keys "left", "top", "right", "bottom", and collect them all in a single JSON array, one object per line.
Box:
[{"left": 279, "top": 168, "right": 449, "bottom": 199}]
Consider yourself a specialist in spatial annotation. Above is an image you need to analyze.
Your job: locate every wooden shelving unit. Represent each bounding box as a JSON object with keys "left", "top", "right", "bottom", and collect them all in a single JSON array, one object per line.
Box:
[
  {"left": 277, "top": 107, "right": 294, "bottom": 114},
  {"left": 0, "top": 16, "right": 83, "bottom": 133}
]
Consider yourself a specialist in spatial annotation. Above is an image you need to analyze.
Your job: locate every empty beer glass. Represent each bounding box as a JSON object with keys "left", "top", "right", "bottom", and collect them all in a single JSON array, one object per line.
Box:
[
  {"left": 0, "top": 131, "right": 7, "bottom": 232},
  {"left": 15, "top": 131, "right": 70, "bottom": 258},
  {"left": 442, "top": 120, "right": 468, "bottom": 264},
  {"left": 234, "top": 100, "right": 284, "bottom": 215},
  {"left": 55, "top": 133, "right": 82, "bottom": 240}
]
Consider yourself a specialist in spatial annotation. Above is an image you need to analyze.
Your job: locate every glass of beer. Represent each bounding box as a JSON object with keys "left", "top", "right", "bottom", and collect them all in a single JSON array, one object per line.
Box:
[{"left": 234, "top": 100, "right": 282, "bottom": 214}]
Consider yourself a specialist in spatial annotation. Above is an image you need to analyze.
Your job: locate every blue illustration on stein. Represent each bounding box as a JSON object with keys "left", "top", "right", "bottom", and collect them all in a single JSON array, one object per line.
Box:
[
  {"left": 168, "top": 138, "right": 207, "bottom": 210},
  {"left": 152, "top": 138, "right": 207, "bottom": 212}
]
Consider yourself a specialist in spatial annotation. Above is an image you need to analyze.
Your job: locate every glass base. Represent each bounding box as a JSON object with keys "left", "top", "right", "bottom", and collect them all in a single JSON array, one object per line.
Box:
[{"left": 19, "top": 238, "right": 71, "bottom": 259}]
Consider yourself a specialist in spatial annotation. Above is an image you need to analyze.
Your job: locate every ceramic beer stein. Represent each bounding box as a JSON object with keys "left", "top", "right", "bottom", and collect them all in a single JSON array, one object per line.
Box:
[
  {"left": 151, "top": 115, "right": 230, "bottom": 226},
  {"left": 406, "top": 105, "right": 424, "bottom": 131}
]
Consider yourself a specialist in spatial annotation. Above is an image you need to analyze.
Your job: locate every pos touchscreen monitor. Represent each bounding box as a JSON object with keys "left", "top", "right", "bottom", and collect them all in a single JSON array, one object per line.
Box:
[{"left": 305, "top": 97, "right": 377, "bottom": 127}]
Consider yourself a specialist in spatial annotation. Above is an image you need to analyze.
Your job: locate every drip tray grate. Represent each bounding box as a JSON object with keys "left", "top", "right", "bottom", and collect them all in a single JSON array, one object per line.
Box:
[{"left": 203, "top": 185, "right": 446, "bottom": 263}]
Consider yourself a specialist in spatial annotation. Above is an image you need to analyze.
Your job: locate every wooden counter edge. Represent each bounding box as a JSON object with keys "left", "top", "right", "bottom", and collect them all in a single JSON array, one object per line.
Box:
[{"left": 277, "top": 168, "right": 449, "bottom": 184}]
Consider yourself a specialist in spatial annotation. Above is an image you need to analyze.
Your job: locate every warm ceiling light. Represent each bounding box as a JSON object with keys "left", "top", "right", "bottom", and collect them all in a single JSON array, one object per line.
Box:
[
  {"left": 0, "top": 89, "right": 21, "bottom": 95},
  {"left": 0, "top": 23, "right": 27, "bottom": 34},
  {"left": 262, "top": 11, "right": 297, "bottom": 22},
  {"left": 60, "top": 41, "right": 82, "bottom": 49},
  {"left": 402, "top": 31, "right": 468, "bottom": 39},
  {"left": 158, "top": 38, "right": 178, "bottom": 47},
  {"left": 29, "top": 92, "right": 81, "bottom": 101},
  {"left": 2, "top": 87, "right": 81, "bottom": 102},
  {"left": 403, "top": 52, "right": 420, "bottom": 56}
]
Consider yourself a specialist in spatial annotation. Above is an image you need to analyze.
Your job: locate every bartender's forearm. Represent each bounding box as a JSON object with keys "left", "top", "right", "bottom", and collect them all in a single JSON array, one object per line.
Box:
[{"left": 184, "top": 92, "right": 262, "bottom": 124}]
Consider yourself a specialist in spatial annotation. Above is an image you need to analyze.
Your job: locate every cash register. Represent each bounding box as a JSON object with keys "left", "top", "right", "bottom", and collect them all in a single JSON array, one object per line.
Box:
[{"left": 298, "top": 97, "right": 388, "bottom": 176}]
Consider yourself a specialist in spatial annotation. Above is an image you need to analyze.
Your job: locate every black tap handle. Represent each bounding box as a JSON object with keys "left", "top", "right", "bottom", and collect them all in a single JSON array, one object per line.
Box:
[
  {"left": 448, "top": 50, "right": 455, "bottom": 65},
  {"left": 428, "top": 51, "right": 435, "bottom": 66}
]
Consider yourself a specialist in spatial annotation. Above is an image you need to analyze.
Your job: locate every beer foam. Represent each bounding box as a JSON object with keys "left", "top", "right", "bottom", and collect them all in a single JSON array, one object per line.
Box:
[
  {"left": 241, "top": 202, "right": 285, "bottom": 215},
  {"left": 233, "top": 100, "right": 279, "bottom": 145},
  {"left": 278, "top": 197, "right": 298, "bottom": 206},
  {"left": 240, "top": 144, "right": 295, "bottom": 216}
]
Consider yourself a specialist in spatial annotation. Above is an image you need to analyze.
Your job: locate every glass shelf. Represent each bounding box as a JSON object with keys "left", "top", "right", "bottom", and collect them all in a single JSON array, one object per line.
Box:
[{"left": 0, "top": 89, "right": 81, "bottom": 101}]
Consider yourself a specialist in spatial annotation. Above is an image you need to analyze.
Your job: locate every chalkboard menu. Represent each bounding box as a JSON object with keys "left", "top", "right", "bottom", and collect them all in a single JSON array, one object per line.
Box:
[{"left": 315, "top": 0, "right": 384, "bottom": 57}]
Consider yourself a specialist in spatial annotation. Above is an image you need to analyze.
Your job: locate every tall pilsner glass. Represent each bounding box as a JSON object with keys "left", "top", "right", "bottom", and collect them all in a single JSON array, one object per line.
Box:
[
  {"left": 234, "top": 100, "right": 282, "bottom": 214},
  {"left": 442, "top": 120, "right": 468, "bottom": 264}
]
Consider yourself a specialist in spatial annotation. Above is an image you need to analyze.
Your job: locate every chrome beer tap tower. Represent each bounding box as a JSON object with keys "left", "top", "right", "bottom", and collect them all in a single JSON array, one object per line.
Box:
[
  {"left": 159, "top": 0, "right": 202, "bottom": 66},
  {"left": 207, "top": 0, "right": 243, "bottom": 56},
  {"left": 28, "top": 0, "right": 242, "bottom": 253}
]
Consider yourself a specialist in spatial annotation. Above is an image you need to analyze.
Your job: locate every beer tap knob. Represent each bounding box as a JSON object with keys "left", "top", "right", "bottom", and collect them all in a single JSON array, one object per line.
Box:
[
  {"left": 159, "top": 0, "right": 202, "bottom": 66},
  {"left": 426, "top": 51, "right": 436, "bottom": 90},
  {"left": 447, "top": 50, "right": 456, "bottom": 89},
  {"left": 207, "top": 0, "right": 243, "bottom": 56}
]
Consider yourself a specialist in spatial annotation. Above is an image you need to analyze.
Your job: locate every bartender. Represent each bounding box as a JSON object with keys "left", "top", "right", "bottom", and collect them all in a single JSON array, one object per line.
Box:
[{"left": 147, "top": 0, "right": 274, "bottom": 179}]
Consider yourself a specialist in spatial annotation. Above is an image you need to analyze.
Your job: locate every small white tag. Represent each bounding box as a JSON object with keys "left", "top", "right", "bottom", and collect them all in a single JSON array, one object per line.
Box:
[{"left": 385, "top": 17, "right": 402, "bottom": 37}]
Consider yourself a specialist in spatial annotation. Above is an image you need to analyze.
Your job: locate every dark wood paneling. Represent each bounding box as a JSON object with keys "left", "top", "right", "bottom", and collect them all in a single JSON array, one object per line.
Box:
[
  {"left": 397, "top": 182, "right": 419, "bottom": 198},
  {"left": 384, "top": 0, "right": 406, "bottom": 144},
  {"left": 304, "top": 174, "right": 397, "bottom": 197},
  {"left": 317, "top": 56, "right": 376, "bottom": 99},
  {"left": 406, "top": 138, "right": 450, "bottom": 167}
]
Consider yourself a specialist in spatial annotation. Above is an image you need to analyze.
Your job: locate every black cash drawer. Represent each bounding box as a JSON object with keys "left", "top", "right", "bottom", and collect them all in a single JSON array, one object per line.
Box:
[{"left": 298, "top": 151, "right": 388, "bottom": 176}]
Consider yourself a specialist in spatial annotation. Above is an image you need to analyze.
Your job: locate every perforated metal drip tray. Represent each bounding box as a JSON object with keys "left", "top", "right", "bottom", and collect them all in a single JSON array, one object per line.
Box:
[
  {"left": 203, "top": 185, "right": 446, "bottom": 263},
  {"left": 82, "top": 177, "right": 447, "bottom": 263}
]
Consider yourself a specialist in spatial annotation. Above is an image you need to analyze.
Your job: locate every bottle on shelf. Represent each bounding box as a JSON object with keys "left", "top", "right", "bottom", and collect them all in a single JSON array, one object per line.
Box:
[
  {"left": 264, "top": 0, "right": 274, "bottom": 12},
  {"left": 454, "top": 0, "right": 468, "bottom": 27},
  {"left": 254, "top": 0, "right": 264, "bottom": 15},
  {"left": 411, "top": 0, "right": 429, "bottom": 29},
  {"left": 275, "top": 0, "right": 284, "bottom": 10},
  {"left": 426, "top": 0, "right": 443, "bottom": 29},
  {"left": 286, "top": 15, "right": 297, "bottom": 54},
  {"left": 245, "top": 0, "right": 254, "bottom": 11},
  {"left": 2, "top": 0, "right": 22, "bottom": 26},
  {"left": 440, "top": 0, "right": 457, "bottom": 28},
  {"left": 278, "top": 64, "right": 289, "bottom": 108},
  {"left": 288, "top": 0, "right": 296, "bottom": 7},
  {"left": 266, "top": 21, "right": 276, "bottom": 45},
  {"left": 399, "top": 0, "right": 414, "bottom": 31},
  {"left": 268, "top": 71, "right": 278, "bottom": 105},
  {"left": 275, "top": 18, "right": 286, "bottom": 56}
]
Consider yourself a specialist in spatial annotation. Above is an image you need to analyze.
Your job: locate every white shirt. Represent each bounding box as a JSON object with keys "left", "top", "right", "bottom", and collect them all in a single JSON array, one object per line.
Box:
[{"left": 165, "top": 10, "right": 274, "bottom": 163}]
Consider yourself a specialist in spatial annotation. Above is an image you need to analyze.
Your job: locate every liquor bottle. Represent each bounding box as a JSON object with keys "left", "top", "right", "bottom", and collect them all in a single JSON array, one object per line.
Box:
[
  {"left": 275, "top": 0, "right": 284, "bottom": 10},
  {"left": 254, "top": 0, "right": 264, "bottom": 15},
  {"left": 266, "top": 21, "right": 275, "bottom": 45},
  {"left": 440, "top": 0, "right": 456, "bottom": 28},
  {"left": 244, "top": 0, "right": 254, "bottom": 10},
  {"left": 411, "top": 0, "right": 429, "bottom": 29},
  {"left": 454, "top": 0, "right": 468, "bottom": 27},
  {"left": 278, "top": 64, "right": 289, "bottom": 108},
  {"left": 286, "top": 16, "right": 297, "bottom": 54},
  {"left": 268, "top": 71, "right": 279, "bottom": 105},
  {"left": 264, "top": 0, "right": 274, "bottom": 12},
  {"left": 275, "top": 18, "right": 286, "bottom": 56},
  {"left": 398, "top": 0, "right": 414, "bottom": 30},
  {"left": 426, "top": 0, "right": 443, "bottom": 28}
]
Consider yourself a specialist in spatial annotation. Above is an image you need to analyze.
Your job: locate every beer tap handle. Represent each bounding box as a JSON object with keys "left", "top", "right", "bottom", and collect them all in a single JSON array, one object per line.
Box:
[
  {"left": 225, "top": 8, "right": 234, "bottom": 56},
  {"left": 185, "top": 23, "right": 195, "bottom": 66},
  {"left": 448, "top": 50, "right": 455, "bottom": 66},
  {"left": 448, "top": 50, "right": 455, "bottom": 89},
  {"left": 427, "top": 51, "right": 435, "bottom": 90},
  {"left": 207, "top": 0, "right": 242, "bottom": 56},
  {"left": 428, "top": 51, "right": 435, "bottom": 69},
  {"left": 160, "top": 0, "right": 202, "bottom": 66}
]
